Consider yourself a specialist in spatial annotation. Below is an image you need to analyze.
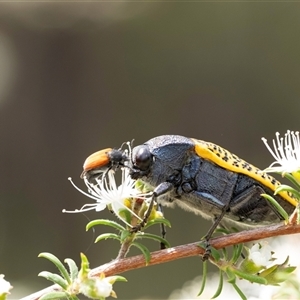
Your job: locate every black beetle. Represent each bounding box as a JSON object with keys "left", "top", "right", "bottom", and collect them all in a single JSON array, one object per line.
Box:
[{"left": 82, "top": 135, "right": 296, "bottom": 255}]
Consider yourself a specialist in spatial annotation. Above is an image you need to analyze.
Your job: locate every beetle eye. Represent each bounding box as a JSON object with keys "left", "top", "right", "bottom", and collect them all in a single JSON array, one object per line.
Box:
[{"left": 134, "top": 146, "right": 152, "bottom": 171}]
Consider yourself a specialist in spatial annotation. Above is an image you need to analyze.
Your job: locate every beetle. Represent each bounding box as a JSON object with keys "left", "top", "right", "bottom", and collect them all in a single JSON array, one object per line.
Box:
[{"left": 81, "top": 135, "right": 297, "bottom": 254}]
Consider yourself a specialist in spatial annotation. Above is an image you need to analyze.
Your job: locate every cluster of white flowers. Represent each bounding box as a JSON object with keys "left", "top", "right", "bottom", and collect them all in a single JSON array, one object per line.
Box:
[{"left": 65, "top": 166, "right": 152, "bottom": 227}]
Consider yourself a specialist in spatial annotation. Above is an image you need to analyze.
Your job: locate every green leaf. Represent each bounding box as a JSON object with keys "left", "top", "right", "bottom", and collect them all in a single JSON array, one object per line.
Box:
[
  {"left": 215, "top": 227, "right": 231, "bottom": 235},
  {"left": 198, "top": 240, "right": 206, "bottom": 250},
  {"left": 80, "top": 253, "right": 90, "bottom": 276},
  {"left": 118, "top": 209, "right": 133, "bottom": 225},
  {"left": 135, "top": 232, "right": 171, "bottom": 248},
  {"left": 197, "top": 260, "right": 207, "bottom": 296},
  {"left": 231, "top": 243, "right": 244, "bottom": 264},
  {"left": 95, "top": 233, "right": 121, "bottom": 243},
  {"left": 284, "top": 266, "right": 297, "bottom": 274},
  {"left": 230, "top": 282, "right": 247, "bottom": 300},
  {"left": 86, "top": 219, "right": 125, "bottom": 231},
  {"left": 64, "top": 258, "right": 78, "bottom": 282},
  {"left": 107, "top": 275, "right": 128, "bottom": 283},
  {"left": 275, "top": 185, "right": 300, "bottom": 200},
  {"left": 210, "top": 247, "right": 221, "bottom": 262},
  {"left": 38, "top": 253, "right": 71, "bottom": 284},
  {"left": 230, "top": 268, "right": 268, "bottom": 285},
  {"left": 120, "top": 229, "right": 132, "bottom": 242},
  {"left": 143, "top": 218, "right": 171, "bottom": 230},
  {"left": 221, "top": 247, "right": 228, "bottom": 260},
  {"left": 259, "top": 264, "right": 277, "bottom": 278},
  {"left": 261, "top": 194, "right": 289, "bottom": 222},
  {"left": 38, "top": 271, "right": 68, "bottom": 289},
  {"left": 284, "top": 173, "right": 300, "bottom": 190},
  {"left": 211, "top": 270, "right": 223, "bottom": 299},
  {"left": 39, "top": 292, "right": 71, "bottom": 300},
  {"left": 225, "top": 268, "right": 236, "bottom": 284},
  {"left": 225, "top": 268, "right": 248, "bottom": 299},
  {"left": 131, "top": 241, "right": 151, "bottom": 264}
]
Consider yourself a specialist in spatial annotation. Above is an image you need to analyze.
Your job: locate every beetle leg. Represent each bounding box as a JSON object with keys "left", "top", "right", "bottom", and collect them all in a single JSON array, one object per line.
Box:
[
  {"left": 158, "top": 204, "right": 167, "bottom": 249},
  {"left": 131, "top": 182, "right": 174, "bottom": 233},
  {"left": 229, "top": 185, "right": 284, "bottom": 223},
  {"left": 202, "top": 184, "right": 284, "bottom": 260},
  {"left": 202, "top": 200, "right": 232, "bottom": 261}
]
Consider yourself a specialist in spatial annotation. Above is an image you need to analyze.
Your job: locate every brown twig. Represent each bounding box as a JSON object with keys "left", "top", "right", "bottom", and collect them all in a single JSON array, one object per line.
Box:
[{"left": 20, "top": 223, "right": 300, "bottom": 300}]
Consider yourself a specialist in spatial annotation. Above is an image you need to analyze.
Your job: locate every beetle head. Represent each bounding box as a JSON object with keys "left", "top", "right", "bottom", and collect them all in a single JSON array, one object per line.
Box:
[{"left": 130, "top": 145, "right": 154, "bottom": 179}]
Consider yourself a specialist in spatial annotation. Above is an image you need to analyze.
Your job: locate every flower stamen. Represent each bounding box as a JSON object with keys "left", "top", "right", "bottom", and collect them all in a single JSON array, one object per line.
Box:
[
  {"left": 262, "top": 130, "right": 300, "bottom": 176},
  {"left": 64, "top": 167, "right": 153, "bottom": 228}
]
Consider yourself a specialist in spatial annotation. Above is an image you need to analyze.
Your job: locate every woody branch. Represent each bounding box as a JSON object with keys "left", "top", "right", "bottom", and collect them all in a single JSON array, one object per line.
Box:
[{"left": 21, "top": 223, "right": 300, "bottom": 300}]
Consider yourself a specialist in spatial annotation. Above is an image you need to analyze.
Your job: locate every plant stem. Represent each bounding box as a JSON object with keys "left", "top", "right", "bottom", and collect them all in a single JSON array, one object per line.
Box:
[{"left": 20, "top": 223, "right": 300, "bottom": 300}]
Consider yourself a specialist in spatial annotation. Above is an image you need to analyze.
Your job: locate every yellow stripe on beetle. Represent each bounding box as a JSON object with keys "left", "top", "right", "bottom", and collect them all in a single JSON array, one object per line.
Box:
[{"left": 192, "top": 138, "right": 298, "bottom": 207}]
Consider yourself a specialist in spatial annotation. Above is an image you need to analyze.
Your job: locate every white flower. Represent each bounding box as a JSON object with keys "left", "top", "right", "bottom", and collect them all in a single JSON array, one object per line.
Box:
[
  {"left": 64, "top": 167, "right": 152, "bottom": 227},
  {"left": 0, "top": 274, "right": 12, "bottom": 295},
  {"left": 249, "top": 242, "right": 272, "bottom": 268},
  {"left": 94, "top": 277, "right": 113, "bottom": 298},
  {"left": 79, "top": 276, "right": 113, "bottom": 299},
  {"left": 262, "top": 130, "right": 300, "bottom": 175}
]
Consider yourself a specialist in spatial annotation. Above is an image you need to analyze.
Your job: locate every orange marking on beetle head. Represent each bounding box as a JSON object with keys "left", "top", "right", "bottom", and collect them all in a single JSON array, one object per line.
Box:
[{"left": 82, "top": 148, "right": 112, "bottom": 172}]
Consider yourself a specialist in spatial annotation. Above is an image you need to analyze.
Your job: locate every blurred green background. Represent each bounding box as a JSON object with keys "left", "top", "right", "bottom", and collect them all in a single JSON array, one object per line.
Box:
[{"left": 1, "top": 2, "right": 300, "bottom": 299}]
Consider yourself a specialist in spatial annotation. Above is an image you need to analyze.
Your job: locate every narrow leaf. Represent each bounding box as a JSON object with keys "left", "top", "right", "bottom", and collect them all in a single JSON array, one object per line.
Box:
[
  {"left": 284, "top": 173, "right": 300, "bottom": 190},
  {"left": 143, "top": 218, "right": 171, "bottom": 229},
  {"left": 261, "top": 194, "right": 289, "bottom": 222},
  {"left": 95, "top": 233, "right": 121, "bottom": 243},
  {"left": 38, "top": 253, "right": 71, "bottom": 284},
  {"left": 108, "top": 275, "right": 128, "bottom": 283},
  {"left": 259, "top": 264, "right": 277, "bottom": 278},
  {"left": 38, "top": 271, "right": 68, "bottom": 289},
  {"left": 231, "top": 282, "right": 247, "bottom": 300},
  {"left": 86, "top": 219, "right": 125, "bottom": 231},
  {"left": 284, "top": 266, "right": 297, "bottom": 274},
  {"left": 211, "top": 270, "right": 223, "bottom": 299},
  {"left": 215, "top": 227, "right": 231, "bottom": 235},
  {"left": 231, "top": 268, "right": 268, "bottom": 284},
  {"left": 225, "top": 268, "right": 236, "bottom": 284},
  {"left": 135, "top": 232, "right": 171, "bottom": 248},
  {"left": 221, "top": 247, "right": 228, "bottom": 260},
  {"left": 231, "top": 243, "right": 244, "bottom": 264},
  {"left": 118, "top": 209, "right": 132, "bottom": 225},
  {"left": 275, "top": 185, "right": 300, "bottom": 200},
  {"left": 131, "top": 242, "right": 151, "bottom": 264},
  {"left": 64, "top": 258, "right": 78, "bottom": 281},
  {"left": 120, "top": 230, "right": 132, "bottom": 242},
  {"left": 39, "top": 292, "right": 70, "bottom": 300},
  {"left": 210, "top": 246, "right": 221, "bottom": 262},
  {"left": 198, "top": 260, "right": 207, "bottom": 296}
]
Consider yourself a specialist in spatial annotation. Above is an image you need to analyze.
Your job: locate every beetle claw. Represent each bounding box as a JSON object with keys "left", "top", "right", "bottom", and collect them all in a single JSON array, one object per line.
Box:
[{"left": 202, "top": 239, "right": 212, "bottom": 261}]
